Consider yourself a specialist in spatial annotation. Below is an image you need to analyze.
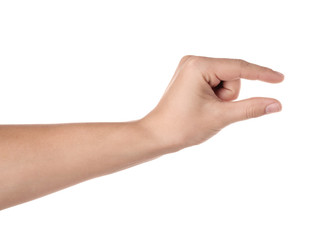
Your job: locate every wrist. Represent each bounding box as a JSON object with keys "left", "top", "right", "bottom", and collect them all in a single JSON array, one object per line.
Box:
[{"left": 137, "top": 114, "right": 185, "bottom": 155}]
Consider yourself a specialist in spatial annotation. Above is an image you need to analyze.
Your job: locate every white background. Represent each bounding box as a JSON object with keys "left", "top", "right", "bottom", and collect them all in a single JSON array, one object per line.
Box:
[{"left": 0, "top": 0, "right": 308, "bottom": 239}]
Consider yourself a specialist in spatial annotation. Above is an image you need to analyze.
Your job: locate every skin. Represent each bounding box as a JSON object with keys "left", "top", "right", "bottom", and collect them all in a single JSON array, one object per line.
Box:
[{"left": 0, "top": 56, "right": 284, "bottom": 210}]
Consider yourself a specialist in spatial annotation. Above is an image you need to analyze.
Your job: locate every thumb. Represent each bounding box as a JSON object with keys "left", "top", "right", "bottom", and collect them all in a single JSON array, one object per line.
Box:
[{"left": 220, "top": 97, "right": 282, "bottom": 125}]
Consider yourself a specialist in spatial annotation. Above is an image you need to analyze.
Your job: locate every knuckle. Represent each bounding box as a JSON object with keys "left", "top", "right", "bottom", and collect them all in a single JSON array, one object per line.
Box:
[
  {"left": 182, "top": 55, "right": 201, "bottom": 70},
  {"left": 236, "top": 59, "right": 249, "bottom": 68},
  {"left": 234, "top": 59, "right": 250, "bottom": 78},
  {"left": 245, "top": 105, "right": 259, "bottom": 119},
  {"left": 231, "top": 90, "right": 240, "bottom": 100},
  {"left": 180, "top": 55, "right": 193, "bottom": 64},
  {"left": 230, "top": 94, "right": 238, "bottom": 101}
]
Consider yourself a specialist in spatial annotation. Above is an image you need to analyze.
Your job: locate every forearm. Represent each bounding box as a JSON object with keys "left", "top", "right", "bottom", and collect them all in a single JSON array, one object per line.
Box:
[{"left": 0, "top": 120, "right": 172, "bottom": 210}]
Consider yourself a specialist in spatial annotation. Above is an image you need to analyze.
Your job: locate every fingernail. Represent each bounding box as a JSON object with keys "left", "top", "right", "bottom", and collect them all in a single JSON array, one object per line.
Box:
[{"left": 265, "top": 102, "right": 281, "bottom": 114}]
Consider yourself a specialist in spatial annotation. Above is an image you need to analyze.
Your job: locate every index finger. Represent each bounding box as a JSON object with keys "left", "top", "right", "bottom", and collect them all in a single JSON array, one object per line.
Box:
[{"left": 202, "top": 57, "right": 284, "bottom": 83}]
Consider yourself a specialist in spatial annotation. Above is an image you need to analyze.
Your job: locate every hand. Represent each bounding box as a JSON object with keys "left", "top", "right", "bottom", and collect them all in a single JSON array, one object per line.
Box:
[{"left": 142, "top": 55, "right": 284, "bottom": 151}]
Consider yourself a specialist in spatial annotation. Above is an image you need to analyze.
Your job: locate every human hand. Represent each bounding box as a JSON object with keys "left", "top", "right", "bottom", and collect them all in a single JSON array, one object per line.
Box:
[{"left": 142, "top": 56, "right": 284, "bottom": 151}]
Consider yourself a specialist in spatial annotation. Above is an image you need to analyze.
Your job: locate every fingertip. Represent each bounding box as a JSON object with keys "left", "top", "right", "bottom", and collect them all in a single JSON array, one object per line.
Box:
[
  {"left": 272, "top": 71, "right": 285, "bottom": 83},
  {"left": 258, "top": 68, "right": 284, "bottom": 83}
]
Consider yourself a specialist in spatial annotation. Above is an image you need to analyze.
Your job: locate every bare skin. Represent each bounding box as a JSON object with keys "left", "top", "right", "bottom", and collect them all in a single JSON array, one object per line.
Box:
[{"left": 0, "top": 56, "right": 284, "bottom": 210}]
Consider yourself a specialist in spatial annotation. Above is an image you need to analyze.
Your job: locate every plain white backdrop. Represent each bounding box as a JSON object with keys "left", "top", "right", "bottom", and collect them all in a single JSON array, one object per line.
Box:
[{"left": 0, "top": 0, "right": 308, "bottom": 239}]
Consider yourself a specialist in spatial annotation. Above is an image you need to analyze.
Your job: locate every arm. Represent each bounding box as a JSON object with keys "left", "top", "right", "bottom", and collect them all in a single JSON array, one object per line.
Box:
[
  {"left": 0, "top": 56, "right": 284, "bottom": 210},
  {"left": 0, "top": 121, "right": 169, "bottom": 210}
]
